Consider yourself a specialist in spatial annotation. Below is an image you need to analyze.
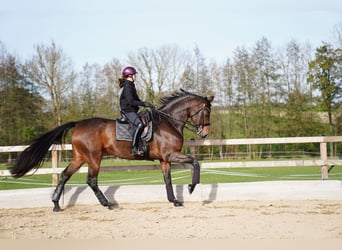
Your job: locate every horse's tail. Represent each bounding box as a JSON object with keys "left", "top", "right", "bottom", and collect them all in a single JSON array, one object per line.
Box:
[{"left": 9, "top": 121, "right": 76, "bottom": 178}]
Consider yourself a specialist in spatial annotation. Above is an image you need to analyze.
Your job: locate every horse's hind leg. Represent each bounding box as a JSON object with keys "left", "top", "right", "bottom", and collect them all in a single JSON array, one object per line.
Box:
[
  {"left": 52, "top": 159, "right": 84, "bottom": 212},
  {"left": 87, "top": 167, "right": 115, "bottom": 210},
  {"left": 52, "top": 172, "right": 70, "bottom": 212}
]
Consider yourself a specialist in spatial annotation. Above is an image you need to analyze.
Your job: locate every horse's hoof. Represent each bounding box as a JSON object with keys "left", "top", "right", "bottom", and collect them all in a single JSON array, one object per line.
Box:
[
  {"left": 173, "top": 200, "right": 183, "bottom": 207},
  {"left": 52, "top": 201, "right": 62, "bottom": 212},
  {"left": 188, "top": 184, "right": 196, "bottom": 194},
  {"left": 107, "top": 202, "right": 115, "bottom": 210},
  {"left": 53, "top": 206, "right": 62, "bottom": 212}
]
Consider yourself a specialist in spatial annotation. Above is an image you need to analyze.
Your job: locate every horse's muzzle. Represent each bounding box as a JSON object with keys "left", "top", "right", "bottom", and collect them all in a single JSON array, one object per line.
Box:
[
  {"left": 198, "top": 126, "right": 210, "bottom": 138},
  {"left": 201, "top": 133, "right": 208, "bottom": 138}
]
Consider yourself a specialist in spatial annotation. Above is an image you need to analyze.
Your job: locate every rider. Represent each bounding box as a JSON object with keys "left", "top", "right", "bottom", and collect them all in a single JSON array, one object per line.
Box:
[{"left": 118, "top": 66, "right": 154, "bottom": 156}]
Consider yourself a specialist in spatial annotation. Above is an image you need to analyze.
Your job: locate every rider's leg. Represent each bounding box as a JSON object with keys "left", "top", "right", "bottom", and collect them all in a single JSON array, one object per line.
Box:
[
  {"left": 131, "top": 123, "right": 144, "bottom": 155},
  {"left": 123, "top": 112, "right": 144, "bottom": 156}
]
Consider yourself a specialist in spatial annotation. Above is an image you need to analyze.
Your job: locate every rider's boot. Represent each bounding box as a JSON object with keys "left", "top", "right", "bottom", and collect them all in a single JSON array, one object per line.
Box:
[{"left": 131, "top": 123, "right": 144, "bottom": 156}]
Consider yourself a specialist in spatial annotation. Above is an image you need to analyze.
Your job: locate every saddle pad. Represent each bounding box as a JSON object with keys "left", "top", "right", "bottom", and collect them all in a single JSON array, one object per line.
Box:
[{"left": 116, "top": 121, "right": 153, "bottom": 142}]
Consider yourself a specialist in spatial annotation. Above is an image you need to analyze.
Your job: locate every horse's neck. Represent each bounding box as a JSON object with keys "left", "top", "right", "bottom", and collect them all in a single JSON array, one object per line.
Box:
[{"left": 162, "top": 102, "right": 190, "bottom": 122}]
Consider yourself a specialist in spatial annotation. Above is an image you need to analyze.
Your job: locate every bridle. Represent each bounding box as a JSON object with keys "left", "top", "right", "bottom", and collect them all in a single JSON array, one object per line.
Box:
[
  {"left": 188, "top": 104, "right": 211, "bottom": 135},
  {"left": 153, "top": 103, "right": 211, "bottom": 135}
]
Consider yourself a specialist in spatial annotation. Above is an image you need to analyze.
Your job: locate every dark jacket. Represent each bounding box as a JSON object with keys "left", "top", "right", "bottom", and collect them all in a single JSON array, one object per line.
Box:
[{"left": 119, "top": 79, "right": 145, "bottom": 113}]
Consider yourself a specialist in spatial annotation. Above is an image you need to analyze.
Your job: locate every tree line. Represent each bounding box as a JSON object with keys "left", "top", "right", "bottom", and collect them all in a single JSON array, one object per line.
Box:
[{"left": 0, "top": 27, "right": 341, "bottom": 155}]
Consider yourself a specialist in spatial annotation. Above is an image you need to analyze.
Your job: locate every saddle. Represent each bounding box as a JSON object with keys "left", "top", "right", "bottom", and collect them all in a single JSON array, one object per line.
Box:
[{"left": 116, "top": 110, "right": 153, "bottom": 142}]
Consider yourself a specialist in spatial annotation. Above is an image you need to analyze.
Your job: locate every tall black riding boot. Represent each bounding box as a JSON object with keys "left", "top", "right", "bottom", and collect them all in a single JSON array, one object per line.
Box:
[{"left": 132, "top": 123, "right": 144, "bottom": 156}]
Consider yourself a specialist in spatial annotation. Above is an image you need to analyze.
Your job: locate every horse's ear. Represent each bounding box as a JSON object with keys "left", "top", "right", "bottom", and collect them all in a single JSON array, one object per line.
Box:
[
  {"left": 180, "top": 88, "right": 190, "bottom": 94},
  {"left": 206, "top": 96, "right": 214, "bottom": 102}
]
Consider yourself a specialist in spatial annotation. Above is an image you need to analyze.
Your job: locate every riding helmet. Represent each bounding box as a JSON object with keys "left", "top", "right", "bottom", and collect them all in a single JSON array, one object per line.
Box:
[{"left": 122, "top": 66, "right": 137, "bottom": 77}]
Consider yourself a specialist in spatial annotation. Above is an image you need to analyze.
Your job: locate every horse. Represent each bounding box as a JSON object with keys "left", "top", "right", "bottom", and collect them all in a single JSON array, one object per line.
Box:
[{"left": 9, "top": 90, "right": 214, "bottom": 211}]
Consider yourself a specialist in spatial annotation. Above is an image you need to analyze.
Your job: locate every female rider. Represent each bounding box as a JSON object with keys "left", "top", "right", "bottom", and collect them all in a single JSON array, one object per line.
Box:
[{"left": 118, "top": 66, "right": 154, "bottom": 156}]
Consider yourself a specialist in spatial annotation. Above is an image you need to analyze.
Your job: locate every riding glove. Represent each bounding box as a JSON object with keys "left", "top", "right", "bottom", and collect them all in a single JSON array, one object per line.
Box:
[{"left": 143, "top": 102, "right": 155, "bottom": 109}]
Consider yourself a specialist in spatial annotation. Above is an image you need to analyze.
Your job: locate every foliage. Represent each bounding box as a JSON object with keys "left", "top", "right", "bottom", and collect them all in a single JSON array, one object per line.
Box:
[
  {"left": 0, "top": 53, "right": 46, "bottom": 146},
  {"left": 308, "top": 42, "right": 342, "bottom": 135},
  {"left": 0, "top": 38, "right": 341, "bottom": 160},
  {"left": 24, "top": 40, "right": 77, "bottom": 126}
]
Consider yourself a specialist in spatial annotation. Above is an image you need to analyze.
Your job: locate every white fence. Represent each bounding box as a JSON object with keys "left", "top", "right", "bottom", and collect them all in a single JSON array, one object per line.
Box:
[{"left": 1, "top": 136, "right": 342, "bottom": 185}]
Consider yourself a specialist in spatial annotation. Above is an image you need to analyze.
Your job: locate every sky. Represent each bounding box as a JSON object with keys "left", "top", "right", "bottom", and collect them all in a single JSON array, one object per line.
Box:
[{"left": 1, "top": 0, "right": 341, "bottom": 69}]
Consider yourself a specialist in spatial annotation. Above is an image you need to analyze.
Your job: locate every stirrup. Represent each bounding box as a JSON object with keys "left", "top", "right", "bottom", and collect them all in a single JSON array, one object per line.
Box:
[{"left": 132, "top": 147, "right": 144, "bottom": 156}]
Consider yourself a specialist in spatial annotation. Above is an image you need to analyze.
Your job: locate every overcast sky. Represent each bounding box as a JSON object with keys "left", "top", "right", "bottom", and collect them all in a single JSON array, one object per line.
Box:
[{"left": 1, "top": 0, "right": 341, "bottom": 68}]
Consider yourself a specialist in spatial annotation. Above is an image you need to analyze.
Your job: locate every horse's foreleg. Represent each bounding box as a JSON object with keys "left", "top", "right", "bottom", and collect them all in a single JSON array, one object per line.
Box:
[
  {"left": 168, "top": 153, "right": 200, "bottom": 194},
  {"left": 52, "top": 171, "right": 71, "bottom": 212},
  {"left": 160, "top": 161, "right": 183, "bottom": 207},
  {"left": 188, "top": 158, "right": 200, "bottom": 194},
  {"left": 87, "top": 173, "right": 115, "bottom": 210}
]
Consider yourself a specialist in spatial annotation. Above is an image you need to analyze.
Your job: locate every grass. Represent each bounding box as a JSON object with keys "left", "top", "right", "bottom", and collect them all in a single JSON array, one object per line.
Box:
[{"left": 0, "top": 163, "right": 341, "bottom": 190}]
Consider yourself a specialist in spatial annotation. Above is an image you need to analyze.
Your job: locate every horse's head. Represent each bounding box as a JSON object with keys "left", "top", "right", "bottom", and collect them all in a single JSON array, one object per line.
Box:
[
  {"left": 159, "top": 90, "right": 214, "bottom": 138},
  {"left": 189, "top": 95, "right": 214, "bottom": 138}
]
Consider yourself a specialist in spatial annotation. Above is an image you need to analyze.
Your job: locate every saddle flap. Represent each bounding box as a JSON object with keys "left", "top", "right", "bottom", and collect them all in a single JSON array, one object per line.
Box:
[{"left": 116, "top": 111, "right": 153, "bottom": 142}]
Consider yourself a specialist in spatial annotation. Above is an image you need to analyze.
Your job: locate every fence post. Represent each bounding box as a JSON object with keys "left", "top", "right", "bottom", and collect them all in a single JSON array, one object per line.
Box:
[
  {"left": 320, "top": 142, "right": 328, "bottom": 180},
  {"left": 190, "top": 138, "right": 196, "bottom": 158},
  {"left": 51, "top": 150, "right": 58, "bottom": 186}
]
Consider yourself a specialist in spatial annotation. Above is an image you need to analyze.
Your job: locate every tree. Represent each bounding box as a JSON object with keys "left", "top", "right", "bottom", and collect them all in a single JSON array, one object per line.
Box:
[
  {"left": 332, "top": 22, "right": 342, "bottom": 49},
  {"left": 279, "top": 40, "right": 314, "bottom": 136},
  {"left": 0, "top": 51, "right": 45, "bottom": 147},
  {"left": 233, "top": 46, "right": 256, "bottom": 138},
  {"left": 102, "top": 59, "right": 122, "bottom": 117},
  {"left": 128, "top": 47, "right": 155, "bottom": 102},
  {"left": 63, "top": 63, "right": 99, "bottom": 121},
  {"left": 179, "top": 62, "right": 195, "bottom": 92},
  {"left": 252, "top": 37, "right": 279, "bottom": 138},
  {"left": 152, "top": 45, "right": 183, "bottom": 98},
  {"left": 25, "top": 41, "right": 76, "bottom": 126},
  {"left": 128, "top": 45, "right": 187, "bottom": 103},
  {"left": 221, "top": 59, "right": 235, "bottom": 138},
  {"left": 233, "top": 46, "right": 257, "bottom": 158},
  {"left": 193, "top": 45, "right": 210, "bottom": 94},
  {"left": 308, "top": 43, "right": 342, "bottom": 136}
]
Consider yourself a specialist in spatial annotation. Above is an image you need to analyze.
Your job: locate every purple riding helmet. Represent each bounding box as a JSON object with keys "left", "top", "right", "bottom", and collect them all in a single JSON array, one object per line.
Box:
[{"left": 122, "top": 66, "right": 137, "bottom": 77}]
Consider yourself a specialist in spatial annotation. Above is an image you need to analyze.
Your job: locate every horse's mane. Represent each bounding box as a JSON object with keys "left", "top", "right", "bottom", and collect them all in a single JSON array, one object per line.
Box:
[{"left": 159, "top": 89, "right": 206, "bottom": 109}]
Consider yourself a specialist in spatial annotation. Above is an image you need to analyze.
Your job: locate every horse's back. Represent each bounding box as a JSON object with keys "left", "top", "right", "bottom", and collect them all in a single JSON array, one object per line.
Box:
[
  {"left": 73, "top": 117, "right": 116, "bottom": 132},
  {"left": 72, "top": 117, "right": 117, "bottom": 150}
]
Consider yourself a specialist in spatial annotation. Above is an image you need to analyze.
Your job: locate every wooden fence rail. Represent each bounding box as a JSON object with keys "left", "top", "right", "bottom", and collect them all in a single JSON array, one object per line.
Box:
[{"left": 1, "top": 136, "right": 342, "bottom": 185}]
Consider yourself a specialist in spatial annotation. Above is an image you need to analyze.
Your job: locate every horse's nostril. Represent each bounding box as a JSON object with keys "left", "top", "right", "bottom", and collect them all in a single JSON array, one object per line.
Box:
[{"left": 202, "top": 134, "right": 208, "bottom": 138}]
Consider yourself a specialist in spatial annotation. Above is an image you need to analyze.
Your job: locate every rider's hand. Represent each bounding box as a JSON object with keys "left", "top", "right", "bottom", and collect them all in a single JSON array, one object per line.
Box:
[{"left": 143, "top": 102, "right": 155, "bottom": 109}]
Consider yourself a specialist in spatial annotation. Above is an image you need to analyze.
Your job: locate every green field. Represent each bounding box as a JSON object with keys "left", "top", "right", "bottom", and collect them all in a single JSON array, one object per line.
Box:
[{"left": 0, "top": 161, "right": 341, "bottom": 190}]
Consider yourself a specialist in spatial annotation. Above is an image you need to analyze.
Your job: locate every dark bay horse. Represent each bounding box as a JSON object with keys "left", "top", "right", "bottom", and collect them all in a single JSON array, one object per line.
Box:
[{"left": 10, "top": 90, "right": 214, "bottom": 211}]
